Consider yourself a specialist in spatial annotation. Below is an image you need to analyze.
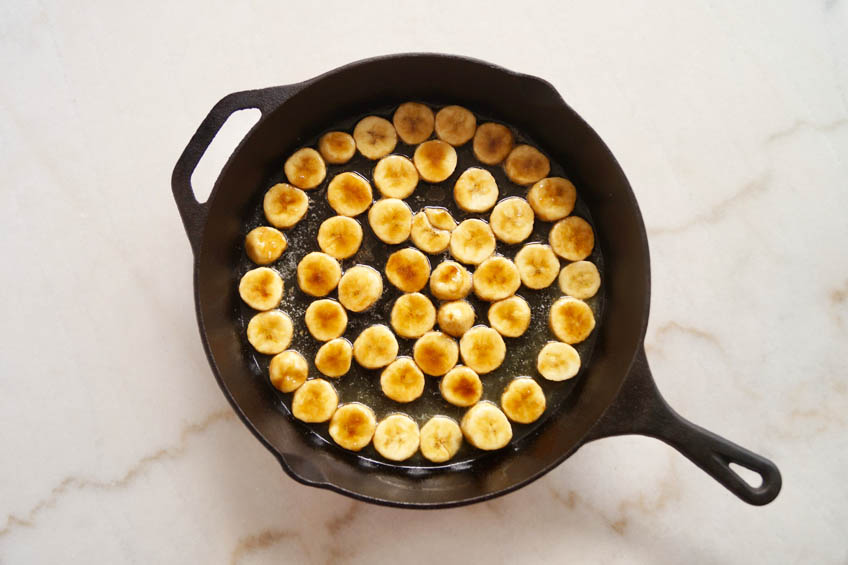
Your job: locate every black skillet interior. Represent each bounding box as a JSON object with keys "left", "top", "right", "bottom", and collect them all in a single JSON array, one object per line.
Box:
[{"left": 172, "top": 54, "right": 781, "bottom": 507}]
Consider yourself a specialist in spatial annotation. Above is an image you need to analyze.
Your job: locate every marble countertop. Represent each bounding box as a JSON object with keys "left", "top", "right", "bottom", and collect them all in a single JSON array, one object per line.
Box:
[{"left": 1, "top": 1, "right": 846, "bottom": 563}]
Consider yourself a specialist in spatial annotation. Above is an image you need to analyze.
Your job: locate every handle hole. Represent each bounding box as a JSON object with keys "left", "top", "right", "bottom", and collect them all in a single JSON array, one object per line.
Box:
[
  {"left": 190, "top": 108, "right": 261, "bottom": 203},
  {"left": 729, "top": 462, "right": 764, "bottom": 488}
]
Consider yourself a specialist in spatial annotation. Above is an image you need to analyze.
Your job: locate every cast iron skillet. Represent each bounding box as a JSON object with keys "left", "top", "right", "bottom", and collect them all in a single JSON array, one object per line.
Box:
[{"left": 171, "top": 53, "right": 781, "bottom": 508}]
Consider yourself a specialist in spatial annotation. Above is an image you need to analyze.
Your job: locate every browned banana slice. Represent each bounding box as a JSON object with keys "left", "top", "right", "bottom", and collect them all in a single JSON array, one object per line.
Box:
[
  {"left": 353, "top": 116, "right": 397, "bottom": 159},
  {"left": 504, "top": 145, "right": 550, "bottom": 186},
  {"left": 449, "top": 219, "right": 496, "bottom": 265},
  {"left": 393, "top": 102, "right": 435, "bottom": 144},
  {"left": 284, "top": 147, "right": 326, "bottom": 189},
  {"left": 297, "top": 252, "right": 341, "bottom": 297},
  {"left": 558, "top": 261, "right": 601, "bottom": 299},
  {"left": 368, "top": 198, "right": 413, "bottom": 244},
  {"left": 304, "top": 299, "right": 347, "bottom": 341},
  {"left": 413, "top": 331, "right": 459, "bottom": 376},
  {"left": 245, "top": 226, "right": 287, "bottom": 265},
  {"left": 435, "top": 105, "right": 477, "bottom": 146},
  {"left": 437, "top": 300, "right": 476, "bottom": 337},
  {"left": 488, "top": 295, "right": 531, "bottom": 338},
  {"left": 549, "top": 216, "right": 595, "bottom": 261},
  {"left": 337, "top": 265, "right": 382, "bottom": 312},
  {"left": 472, "top": 255, "right": 521, "bottom": 302},
  {"left": 410, "top": 211, "right": 451, "bottom": 254},
  {"left": 246, "top": 310, "right": 293, "bottom": 354},
  {"left": 329, "top": 403, "right": 376, "bottom": 451},
  {"left": 537, "top": 341, "right": 581, "bottom": 381},
  {"left": 391, "top": 293, "right": 436, "bottom": 339},
  {"left": 315, "top": 338, "right": 353, "bottom": 377},
  {"left": 318, "top": 131, "right": 356, "bottom": 165},
  {"left": 473, "top": 122, "right": 514, "bottom": 165},
  {"left": 292, "top": 379, "right": 338, "bottom": 423},
  {"left": 385, "top": 247, "right": 431, "bottom": 293},
  {"left": 269, "top": 350, "right": 308, "bottom": 393},
  {"left": 327, "top": 172, "right": 373, "bottom": 217},
  {"left": 489, "top": 197, "right": 534, "bottom": 244},
  {"left": 373, "top": 154, "right": 419, "bottom": 199},
  {"left": 380, "top": 357, "right": 426, "bottom": 403},
  {"left": 461, "top": 401, "right": 512, "bottom": 450},
  {"left": 239, "top": 267, "right": 284, "bottom": 311},
  {"left": 429, "top": 260, "right": 473, "bottom": 301},
  {"left": 353, "top": 324, "right": 399, "bottom": 369},
  {"left": 454, "top": 167, "right": 499, "bottom": 213},
  {"left": 263, "top": 183, "right": 308, "bottom": 229},
  {"left": 527, "top": 177, "right": 576, "bottom": 221},
  {"left": 501, "top": 377, "right": 546, "bottom": 424},
  {"left": 514, "top": 243, "right": 560, "bottom": 289},
  {"left": 459, "top": 325, "right": 506, "bottom": 374},
  {"left": 549, "top": 296, "right": 596, "bottom": 344},
  {"left": 317, "top": 216, "right": 363, "bottom": 260},
  {"left": 413, "top": 140, "right": 458, "bottom": 183},
  {"left": 440, "top": 365, "right": 483, "bottom": 407}
]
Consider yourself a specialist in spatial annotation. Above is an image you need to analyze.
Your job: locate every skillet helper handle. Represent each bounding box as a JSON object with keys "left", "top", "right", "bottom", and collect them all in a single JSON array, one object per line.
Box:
[
  {"left": 171, "top": 87, "right": 292, "bottom": 255},
  {"left": 586, "top": 348, "right": 782, "bottom": 506}
]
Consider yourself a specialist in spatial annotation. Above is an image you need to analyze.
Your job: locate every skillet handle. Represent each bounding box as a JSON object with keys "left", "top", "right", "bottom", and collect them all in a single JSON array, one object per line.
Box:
[
  {"left": 585, "top": 347, "right": 782, "bottom": 506},
  {"left": 171, "top": 86, "right": 296, "bottom": 255}
]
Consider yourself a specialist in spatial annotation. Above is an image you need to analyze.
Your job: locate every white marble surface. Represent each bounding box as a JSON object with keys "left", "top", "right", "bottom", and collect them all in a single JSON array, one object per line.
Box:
[{"left": 1, "top": 0, "right": 846, "bottom": 563}]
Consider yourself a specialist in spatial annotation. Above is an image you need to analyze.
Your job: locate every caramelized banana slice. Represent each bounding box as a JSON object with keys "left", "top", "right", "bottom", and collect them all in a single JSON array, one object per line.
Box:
[
  {"left": 459, "top": 325, "right": 506, "bottom": 374},
  {"left": 369, "top": 198, "right": 413, "bottom": 244},
  {"left": 450, "top": 219, "right": 496, "bottom": 265},
  {"left": 414, "top": 140, "right": 458, "bottom": 183},
  {"left": 410, "top": 211, "right": 452, "bottom": 254},
  {"left": 473, "top": 122, "right": 514, "bottom": 165},
  {"left": 454, "top": 167, "right": 499, "bottom": 213},
  {"left": 549, "top": 296, "right": 596, "bottom": 344},
  {"left": 537, "top": 341, "right": 581, "bottom": 381},
  {"left": 315, "top": 338, "right": 353, "bottom": 378},
  {"left": 337, "top": 265, "right": 382, "bottom": 312},
  {"left": 527, "top": 177, "right": 576, "bottom": 222},
  {"left": 297, "top": 252, "right": 341, "bottom": 297},
  {"left": 329, "top": 403, "right": 376, "bottom": 451},
  {"left": 386, "top": 248, "right": 431, "bottom": 293},
  {"left": 284, "top": 148, "right": 326, "bottom": 189},
  {"left": 263, "top": 183, "right": 308, "bottom": 229},
  {"left": 373, "top": 154, "right": 419, "bottom": 199},
  {"left": 549, "top": 216, "right": 595, "bottom": 261},
  {"left": 489, "top": 197, "right": 534, "bottom": 244},
  {"left": 239, "top": 267, "right": 284, "bottom": 311},
  {"left": 461, "top": 401, "right": 512, "bottom": 450},
  {"left": 246, "top": 310, "right": 293, "bottom": 354},
  {"left": 292, "top": 379, "right": 338, "bottom": 423},
  {"left": 514, "top": 243, "right": 560, "bottom": 289},
  {"left": 504, "top": 145, "right": 550, "bottom": 186},
  {"left": 327, "top": 172, "right": 373, "bottom": 217},
  {"left": 429, "top": 260, "right": 473, "bottom": 301},
  {"left": 558, "top": 261, "right": 601, "bottom": 299},
  {"left": 413, "top": 331, "right": 459, "bottom": 376},
  {"left": 424, "top": 207, "right": 457, "bottom": 231},
  {"left": 304, "top": 299, "right": 347, "bottom": 341},
  {"left": 437, "top": 300, "right": 476, "bottom": 337},
  {"left": 318, "top": 131, "right": 356, "bottom": 165},
  {"left": 317, "top": 216, "right": 362, "bottom": 260},
  {"left": 393, "top": 102, "right": 435, "bottom": 145},
  {"left": 440, "top": 365, "right": 483, "bottom": 407},
  {"left": 373, "top": 414, "right": 419, "bottom": 461},
  {"left": 353, "top": 324, "right": 399, "bottom": 369},
  {"left": 380, "top": 356, "right": 426, "bottom": 403},
  {"left": 501, "top": 377, "right": 546, "bottom": 424},
  {"left": 354, "top": 116, "right": 397, "bottom": 160},
  {"left": 419, "top": 416, "right": 463, "bottom": 463},
  {"left": 391, "top": 293, "right": 436, "bottom": 339},
  {"left": 269, "top": 350, "right": 308, "bottom": 393},
  {"left": 488, "top": 295, "right": 531, "bottom": 338},
  {"left": 472, "top": 256, "right": 521, "bottom": 302},
  {"left": 435, "top": 105, "right": 476, "bottom": 146},
  {"left": 245, "top": 226, "right": 287, "bottom": 265}
]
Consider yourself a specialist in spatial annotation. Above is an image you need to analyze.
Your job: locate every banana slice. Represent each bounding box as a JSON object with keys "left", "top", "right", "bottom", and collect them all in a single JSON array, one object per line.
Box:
[
  {"left": 473, "top": 256, "right": 521, "bottom": 301},
  {"left": 305, "top": 299, "right": 347, "bottom": 341},
  {"left": 559, "top": 261, "right": 601, "bottom": 299},
  {"left": 353, "top": 116, "right": 397, "bottom": 160},
  {"left": 429, "top": 260, "right": 473, "bottom": 301},
  {"left": 284, "top": 147, "right": 326, "bottom": 190},
  {"left": 296, "top": 252, "right": 341, "bottom": 297},
  {"left": 514, "top": 243, "right": 560, "bottom": 289},
  {"left": 318, "top": 131, "right": 356, "bottom": 165},
  {"left": 329, "top": 403, "right": 377, "bottom": 451},
  {"left": 440, "top": 365, "right": 483, "bottom": 407},
  {"left": 459, "top": 325, "right": 506, "bottom": 374},
  {"left": 504, "top": 145, "right": 550, "bottom": 186},
  {"left": 488, "top": 295, "right": 531, "bottom": 338},
  {"left": 419, "top": 416, "right": 463, "bottom": 463},
  {"left": 268, "top": 350, "right": 309, "bottom": 393},
  {"left": 385, "top": 247, "right": 431, "bottom": 293},
  {"left": 246, "top": 310, "right": 293, "bottom": 354},
  {"left": 413, "top": 331, "right": 459, "bottom": 376},
  {"left": 437, "top": 300, "right": 476, "bottom": 337},
  {"left": 454, "top": 167, "right": 499, "bottom": 213},
  {"left": 338, "top": 265, "right": 382, "bottom": 312},
  {"left": 473, "top": 122, "right": 514, "bottom": 165},
  {"left": 373, "top": 154, "right": 419, "bottom": 199},
  {"left": 527, "top": 177, "right": 576, "bottom": 222},
  {"left": 380, "top": 356, "right": 425, "bottom": 403},
  {"left": 315, "top": 338, "right": 353, "bottom": 377},
  {"left": 239, "top": 267, "right": 284, "bottom": 310},
  {"left": 368, "top": 198, "right": 412, "bottom": 244},
  {"left": 390, "top": 292, "right": 436, "bottom": 339},
  {"left": 461, "top": 401, "right": 512, "bottom": 450},
  {"left": 393, "top": 102, "right": 435, "bottom": 145},
  {"left": 549, "top": 216, "right": 595, "bottom": 261},
  {"left": 353, "top": 324, "right": 399, "bottom": 369},
  {"left": 490, "top": 197, "right": 534, "bottom": 244},
  {"left": 245, "top": 226, "right": 287, "bottom": 265},
  {"left": 450, "top": 219, "right": 496, "bottom": 265},
  {"left": 317, "top": 216, "right": 363, "bottom": 260},
  {"left": 549, "top": 296, "right": 596, "bottom": 344},
  {"left": 501, "top": 377, "right": 546, "bottom": 424},
  {"left": 410, "top": 211, "right": 451, "bottom": 254},
  {"left": 373, "top": 414, "right": 420, "bottom": 461},
  {"left": 435, "top": 105, "right": 477, "bottom": 146},
  {"left": 263, "top": 183, "right": 309, "bottom": 229},
  {"left": 291, "top": 378, "right": 338, "bottom": 423},
  {"left": 413, "top": 140, "right": 458, "bottom": 183},
  {"left": 424, "top": 207, "right": 457, "bottom": 231},
  {"left": 327, "top": 172, "right": 373, "bottom": 217},
  {"left": 537, "top": 341, "right": 581, "bottom": 381}
]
